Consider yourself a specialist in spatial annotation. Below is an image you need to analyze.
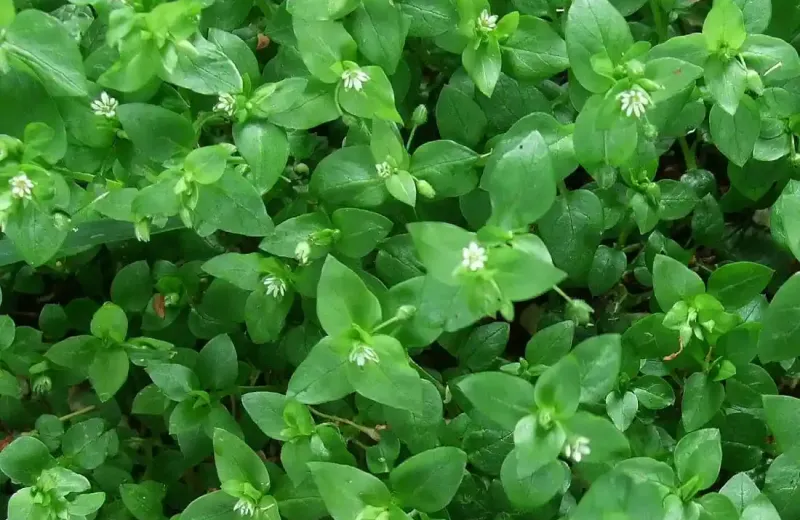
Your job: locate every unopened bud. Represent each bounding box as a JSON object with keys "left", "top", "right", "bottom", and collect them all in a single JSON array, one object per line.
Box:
[
  {"left": 566, "top": 299, "right": 594, "bottom": 325},
  {"left": 415, "top": 179, "right": 436, "bottom": 199},
  {"left": 32, "top": 375, "right": 52, "bottom": 395},
  {"left": 134, "top": 219, "right": 151, "bottom": 243},
  {"left": 294, "top": 163, "right": 310, "bottom": 175},
  {"left": 746, "top": 69, "right": 764, "bottom": 96},
  {"left": 395, "top": 305, "right": 416, "bottom": 320},
  {"left": 625, "top": 59, "right": 645, "bottom": 78},
  {"left": 411, "top": 104, "right": 428, "bottom": 126},
  {"left": 644, "top": 182, "right": 661, "bottom": 206},
  {"left": 638, "top": 78, "right": 662, "bottom": 93}
]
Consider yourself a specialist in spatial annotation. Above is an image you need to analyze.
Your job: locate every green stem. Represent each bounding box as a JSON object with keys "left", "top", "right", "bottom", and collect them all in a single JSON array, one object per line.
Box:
[
  {"left": 558, "top": 180, "right": 569, "bottom": 197},
  {"left": 371, "top": 315, "right": 403, "bottom": 334},
  {"left": 59, "top": 405, "right": 96, "bottom": 422},
  {"left": 406, "top": 126, "right": 418, "bottom": 150},
  {"left": 309, "top": 408, "right": 381, "bottom": 441},
  {"left": 649, "top": 0, "right": 668, "bottom": 42},
  {"left": 552, "top": 285, "right": 574, "bottom": 304},
  {"left": 679, "top": 137, "right": 697, "bottom": 170},
  {"left": 410, "top": 359, "right": 447, "bottom": 397}
]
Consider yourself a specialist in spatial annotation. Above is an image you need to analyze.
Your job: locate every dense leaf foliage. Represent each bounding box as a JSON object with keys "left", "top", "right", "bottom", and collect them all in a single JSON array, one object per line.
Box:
[{"left": 1, "top": 0, "right": 800, "bottom": 518}]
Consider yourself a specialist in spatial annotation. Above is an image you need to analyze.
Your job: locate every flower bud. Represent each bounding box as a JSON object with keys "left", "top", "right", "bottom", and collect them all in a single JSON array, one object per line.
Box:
[
  {"left": 411, "top": 104, "right": 428, "bottom": 126},
  {"left": 395, "top": 305, "right": 417, "bottom": 320},
  {"left": 134, "top": 219, "right": 151, "bottom": 243},
  {"left": 415, "top": 179, "right": 436, "bottom": 199},
  {"left": 32, "top": 375, "right": 52, "bottom": 395},
  {"left": 566, "top": 299, "right": 594, "bottom": 325},
  {"left": 746, "top": 69, "right": 764, "bottom": 95},
  {"left": 625, "top": 59, "right": 645, "bottom": 78},
  {"left": 638, "top": 78, "right": 663, "bottom": 93}
]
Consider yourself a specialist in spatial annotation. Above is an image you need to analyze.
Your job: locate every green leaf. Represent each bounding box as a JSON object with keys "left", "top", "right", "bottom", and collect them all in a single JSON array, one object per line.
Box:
[
  {"left": 338, "top": 65, "right": 402, "bottom": 122},
  {"left": 682, "top": 372, "right": 725, "bottom": 432},
  {"left": 213, "top": 428, "right": 270, "bottom": 493},
  {"left": 310, "top": 145, "right": 388, "bottom": 208},
  {"left": 501, "top": 15, "right": 569, "bottom": 79},
  {"left": 707, "top": 262, "right": 773, "bottom": 310},
  {"left": 455, "top": 372, "right": 536, "bottom": 430},
  {"left": 463, "top": 38, "right": 502, "bottom": 97},
  {"left": 539, "top": 190, "right": 605, "bottom": 285},
  {"left": 675, "top": 428, "right": 723, "bottom": 494},
  {"left": 208, "top": 28, "right": 260, "bottom": 83},
  {"left": 407, "top": 221, "right": 474, "bottom": 284},
  {"left": 588, "top": 245, "right": 626, "bottom": 296},
  {"left": 202, "top": 253, "right": 264, "bottom": 291},
  {"left": 400, "top": 0, "right": 457, "bottom": 37},
  {"left": 350, "top": 0, "right": 409, "bottom": 74},
  {"left": 658, "top": 179, "right": 699, "bottom": 221},
  {"left": 246, "top": 289, "right": 293, "bottom": 344},
  {"left": 758, "top": 274, "right": 800, "bottom": 362},
  {"left": 47, "top": 335, "right": 101, "bottom": 373},
  {"left": 90, "top": 302, "right": 128, "bottom": 343},
  {"left": 288, "top": 337, "right": 353, "bottom": 404},
  {"left": 268, "top": 80, "right": 340, "bottom": 130},
  {"left": 242, "top": 392, "right": 291, "bottom": 441},
  {"left": 435, "top": 85, "right": 487, "bottom": 148},
  {"left": 5, "top": 202, "right": 69, "bottom": 267},
  {"left": 703, "top": 0, "right": 747, "bottom": 52},
  {"left": 709, "top": 96, "right": 761, "bottom": 167},
  {"left": 308, "top": 462, "right": 391, "bottom": 520},
  {"left": 196, "top": 334, "right": 238, "bottom": 391},
  {"left": 652, "top": 254, "right": 705, "bottom": 311},
  {"left": 565, "top": 0, "right": 633, "bottom": 93},
  {"left": 525, "top": 321, "right": 575, "bottom": 366},
  {"left": 704, "top": 55, "right": 747, "bottom": 115},
  {"left": 194, "top": 171, "right": 274, "bottom": 236},
  {"left": 332, "top": 208, "right": 393, "bottom": 258},
  {"left": 389, "top": 447, "right": 467, "bottom": 512},
  {"left": 233, "top": 121, "right": 289, "bottom": 194},
  {"left": 185, "top": 145, "right": 232, "bottom": 185},
  {"left": 120, "top": 482, "right": 167, "bottom": 520},
  {"left": 146, "top": 363, "right": 200, "bottom": 402},
  {"left": 482, "top": 128, "right": 556, "bottom": 230},
  {"left": 4, "top": 10, "right": 88, "bottom": 97},
  {"left": 501, "top": 455, "right": 568, "bottom": 511},
  {"left": 606, "top": 391, "right": 638, "bottom": 431},
  {"left": 0, "top": 436, "right": 54, "bottom": 485},
  {"left": 534, "top": 355, "right": 581, "bottom": 418},
  {"left": 287, "top": 0, "right": 360, "bottom": 20},
  {"left": 513, "top": 414, "right": 566, "bottom": 476},
  {"left": 457, "top": 322, "right": 509, "bottom": 371},
  {"left": 573, "top": 95, "right": 637, "bottom": 168},
  {"left": 117, "top": 104, "right": 195, "bottom": 163},
  {"left": 385, "top": 169, "right": 417, "bottom": 207},
  {"left": 317, "top": 256, "right": 382, "bottom": 336},
  {"left": 763, "top": 395, "right": 800, "bottom": 453},
  {"left": 160, "top": 35, "right": 243, "bottom": 95},
  {"left": 181, "top": 491, "right": 238, "bottom": 520},
  {"left": 347, "top": 335, "right": 422, "bottom": 412},
  {"left": 632, "top": 376, "right": 675, "bottom": 410},
  {"left": 764, "top": 448, "right": 800, "bottom": 519},
  {"left": 89, "top": 348, "right": 129, "bottom": 402},
  {"left": 111, "top": 261, "right": 152, "bottom": 313}
]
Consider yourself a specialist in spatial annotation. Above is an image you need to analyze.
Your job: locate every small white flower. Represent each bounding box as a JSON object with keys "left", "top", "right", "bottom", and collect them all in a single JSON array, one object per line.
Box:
[
  {"left": 476, "top": 9, "right": 498, "bottom": 33},
  {"left": 341, "top": 69, "right": 370, "bottom": 92},
  {"left": 617, "top": 86, "right": 651, "bottom": 118},
  {"left": 294, "top": 241, "right": 311, "bottom": 265},
  {"left": 349, "top": 343, "right": 380, "bottom": 367},
  {"left": 375, "top": 162, "right": 394, "bottom": 179},
  {"left": 263, "top": 276, "right": 287, "bottom": 299},
  {"left": 563, "top": 436, "right": 591, "bottom": 463},
  {"left": 90, "top": 91, "right": 119, "bottom": 118},
  {"left": 233, "top": 498, "right": 256, "bottom": 517},
  {"left": 9, "top": 174, "right": 34, "bottom": 200},
  {"left": 214, "top": 93, "right": 236, "bottom": 117},
  {"left": 461, "top": 241, "right": 488, "bottom": 272}
]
